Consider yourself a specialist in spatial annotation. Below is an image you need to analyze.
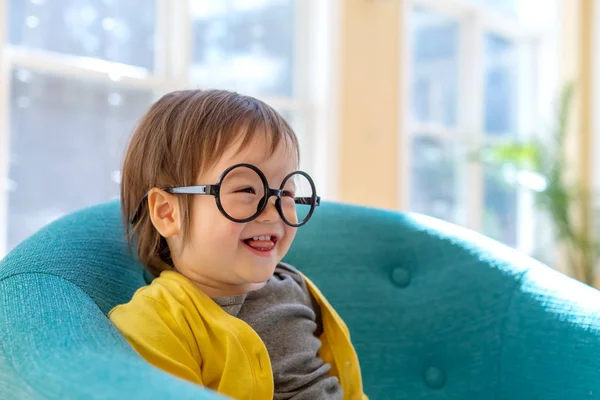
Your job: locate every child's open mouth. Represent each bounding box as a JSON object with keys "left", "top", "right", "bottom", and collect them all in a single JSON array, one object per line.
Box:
[{"left": 242, "top": 235, "right": 278, "bottom": 254}]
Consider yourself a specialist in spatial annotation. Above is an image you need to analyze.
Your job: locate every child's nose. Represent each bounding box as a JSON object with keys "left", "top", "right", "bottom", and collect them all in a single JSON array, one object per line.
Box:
[{"left": 256, "top": 197, "right": 280, "bottom": 223}]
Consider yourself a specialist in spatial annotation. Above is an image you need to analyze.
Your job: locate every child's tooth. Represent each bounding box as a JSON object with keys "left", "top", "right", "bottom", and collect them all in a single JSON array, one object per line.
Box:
[{"left": 250, "top": 235, "right": 272, "bottom": 241}]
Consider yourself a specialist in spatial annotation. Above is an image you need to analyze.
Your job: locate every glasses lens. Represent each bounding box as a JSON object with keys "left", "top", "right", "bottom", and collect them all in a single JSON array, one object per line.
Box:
[
  {"left": 280, "top": 172, "right": 315, "bottom": 225},
  {"left": 220, "top": 166, "right": 266, "bottom": 221}
]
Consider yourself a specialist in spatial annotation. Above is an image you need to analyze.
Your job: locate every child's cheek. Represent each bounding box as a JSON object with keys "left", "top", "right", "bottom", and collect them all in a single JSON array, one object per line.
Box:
[
  {"left": 280, "top": 227, "right": 297, "bottom": 252},
  {"left": 225, "top": 222, "right": 247, "bottom": 244}
]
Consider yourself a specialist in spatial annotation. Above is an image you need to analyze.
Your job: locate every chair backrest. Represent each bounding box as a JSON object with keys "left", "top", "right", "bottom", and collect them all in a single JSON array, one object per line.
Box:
[{"left": 3, "top": 200, "right": 599, "bottom": 399}]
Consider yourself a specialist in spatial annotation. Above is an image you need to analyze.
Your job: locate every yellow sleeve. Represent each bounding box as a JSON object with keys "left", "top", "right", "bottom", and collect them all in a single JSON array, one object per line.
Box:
[{"left": 109, "top": 294, "right": 203, "bottom": 385}]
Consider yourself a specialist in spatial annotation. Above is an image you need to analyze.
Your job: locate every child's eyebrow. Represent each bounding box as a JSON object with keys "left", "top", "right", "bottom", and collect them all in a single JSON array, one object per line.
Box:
[
  {"left": 275, "top": 170, "right": 298, "bottom": 186},
  {"left": 282, "top": 178, "right": 297, "bottom": 188},
  {"left": 224, "top": 168, "right": 259, "bottom": 181}
]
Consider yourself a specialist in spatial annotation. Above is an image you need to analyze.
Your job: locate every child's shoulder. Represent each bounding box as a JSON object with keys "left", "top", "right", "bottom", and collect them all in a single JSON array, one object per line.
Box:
[{"left": 109, "top": 270, "right": 210, "bottom": 319}]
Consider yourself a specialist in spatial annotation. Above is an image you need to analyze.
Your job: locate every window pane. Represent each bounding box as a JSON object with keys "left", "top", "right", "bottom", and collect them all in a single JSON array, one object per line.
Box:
[
  {"left": 483, "top": 33, "right": 519, "bottom": 246},
  {"left": 190, "top": 0, "right": 295, "bottom": 96},
  {"left": 483, "top": 167, "right": 517, "bottom": 246},
  {"left": 411, "top": 9, "right": 459, "bottom": 128},
  {"left": 469, "top": 0, "right": 517, "bottom": 16},
  {"left": 410, "top": 136, "right": 457, "bottom": 222},
  {"left": 484, "top": 34, "right": 518, "bottom": 136},
  {"left": 7, "top": 70, "right": 153, "bottom": 250},
  {"left": 277, "top": 107, "right": 306, "bottom": 162},
  {"left": 8, "top": 0, "right": 156, "bottom": 70}
]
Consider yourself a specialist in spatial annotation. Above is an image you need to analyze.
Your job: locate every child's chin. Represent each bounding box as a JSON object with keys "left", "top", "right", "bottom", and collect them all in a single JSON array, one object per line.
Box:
[{"left": 243, "top": 265, "right": 277, "bottom": 283}]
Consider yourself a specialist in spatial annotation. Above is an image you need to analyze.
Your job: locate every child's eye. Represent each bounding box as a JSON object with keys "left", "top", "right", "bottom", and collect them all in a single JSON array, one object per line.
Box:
[
  {"left": 282, "top": 190, "right": 295, "bottom": 198},
  {"left": 236, "top": 187, "right": 256, "bottom": 194}
]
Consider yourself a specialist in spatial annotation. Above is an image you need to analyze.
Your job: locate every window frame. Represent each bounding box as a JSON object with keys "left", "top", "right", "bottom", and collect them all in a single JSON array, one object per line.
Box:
[
  {"left": 0, "top": 0, "right": 333, "bottom": 256},
  {"left": 594, "top": 1, "right": 600, "bottom": 195},
  {"left": 0, "top": 0, "right": 8, "bottom": 256},
  {"left": 403, "top": 0, "right": 549, "bottom": 252}
]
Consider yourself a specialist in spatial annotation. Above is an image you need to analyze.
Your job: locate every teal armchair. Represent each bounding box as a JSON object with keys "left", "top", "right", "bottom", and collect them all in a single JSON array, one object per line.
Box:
[{"left": 1, "top": 201, "right": 600, "bottom": 399}]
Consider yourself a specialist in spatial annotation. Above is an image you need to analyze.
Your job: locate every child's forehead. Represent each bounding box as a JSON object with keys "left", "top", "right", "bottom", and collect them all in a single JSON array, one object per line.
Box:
[{"left": 200, "top": 133, "right": 298, "bottom": 181}]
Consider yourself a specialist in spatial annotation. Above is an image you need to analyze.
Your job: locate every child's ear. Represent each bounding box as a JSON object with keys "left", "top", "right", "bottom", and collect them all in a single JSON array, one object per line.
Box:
[{"left": 147, "top": 188, "right": 181, "bottom": 238}]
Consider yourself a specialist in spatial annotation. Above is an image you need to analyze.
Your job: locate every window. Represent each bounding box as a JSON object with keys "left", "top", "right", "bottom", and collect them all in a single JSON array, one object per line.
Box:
[
  {"left": 482, "top": 33, "right": 519, "bottom": 246},
  {"left": 0, "top": 0, "right": 329, "bottom": 255},
  {"left": 410, "top": 9, "right": 460, "bottom": 223},
  {"left": 190, "top": 0, "right": 295, "bottom": 96},
  {"left": 8, "top": 72, "right": 152, "bottom": 251},
  {"left": 8, "top": 0, "right": 156, "bottom": 69},
  {"left": 407, "top": 0, "right": 559, "bottom": 250}
]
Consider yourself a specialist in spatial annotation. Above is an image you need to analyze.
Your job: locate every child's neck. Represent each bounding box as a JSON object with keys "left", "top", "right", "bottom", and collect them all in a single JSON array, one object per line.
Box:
[{"left": 183, "top": 273, "right": 267, "bottom": 299}]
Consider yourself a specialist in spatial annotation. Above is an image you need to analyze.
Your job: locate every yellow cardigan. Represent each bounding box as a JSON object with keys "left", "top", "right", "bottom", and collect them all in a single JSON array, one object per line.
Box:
[{"left": 109, "top": 270, "right": 367, "bottom": 399}]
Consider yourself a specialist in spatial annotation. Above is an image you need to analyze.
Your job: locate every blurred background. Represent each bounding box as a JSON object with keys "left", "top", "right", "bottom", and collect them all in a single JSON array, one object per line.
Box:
[{"left": 1, "top": 0, "right": 599, "bottom": 284}]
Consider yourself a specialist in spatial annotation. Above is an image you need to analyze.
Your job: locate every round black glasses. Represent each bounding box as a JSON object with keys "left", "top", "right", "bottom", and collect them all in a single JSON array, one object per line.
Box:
[{"left": 133, "top": 163, "right": 321, "bottom": 227}]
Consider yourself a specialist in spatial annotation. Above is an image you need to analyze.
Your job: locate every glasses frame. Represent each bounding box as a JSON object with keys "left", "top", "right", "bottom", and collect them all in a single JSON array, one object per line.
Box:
[{"left": 138, "top": 163, "right": 320, "bottom": 227}]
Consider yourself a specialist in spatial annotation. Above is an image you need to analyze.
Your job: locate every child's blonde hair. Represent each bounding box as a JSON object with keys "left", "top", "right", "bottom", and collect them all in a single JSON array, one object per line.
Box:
[{"left": 121, "top": 89, "right": 300, "bottom": 276}]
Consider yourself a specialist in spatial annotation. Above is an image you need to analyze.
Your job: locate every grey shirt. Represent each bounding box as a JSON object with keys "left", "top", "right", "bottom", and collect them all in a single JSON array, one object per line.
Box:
[{"left": 213, "top": 263, "right": 343, "bottom": 400}]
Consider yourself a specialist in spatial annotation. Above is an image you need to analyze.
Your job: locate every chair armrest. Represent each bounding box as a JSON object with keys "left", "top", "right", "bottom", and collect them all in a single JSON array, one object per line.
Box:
[
  {"left": 500, "top": 266, "right": 600, "bottom": 399},
  {"left": 0, "top": 273, "right": 227, "bottom": 400}
]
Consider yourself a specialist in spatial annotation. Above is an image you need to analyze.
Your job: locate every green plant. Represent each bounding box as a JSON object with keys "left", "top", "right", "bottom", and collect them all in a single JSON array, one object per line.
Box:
[{"left": 479, "top": 83, "right": 598, "bottom": 286}]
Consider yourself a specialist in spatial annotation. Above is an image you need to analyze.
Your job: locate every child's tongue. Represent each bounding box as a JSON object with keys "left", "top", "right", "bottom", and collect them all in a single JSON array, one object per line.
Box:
[{"left": 244, "top": 238, "right": 275, "bottom": 250}]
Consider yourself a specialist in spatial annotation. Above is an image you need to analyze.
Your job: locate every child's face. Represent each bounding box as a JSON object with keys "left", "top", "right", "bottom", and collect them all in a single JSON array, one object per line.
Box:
[{"left": 170, "top": 133, "right": 298, "bottom": 297}]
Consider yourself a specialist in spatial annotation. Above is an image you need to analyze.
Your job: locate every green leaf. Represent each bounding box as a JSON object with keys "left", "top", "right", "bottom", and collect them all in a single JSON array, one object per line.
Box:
[{"left": 483, "top": 141, "right": 543, "bottom": 173}]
